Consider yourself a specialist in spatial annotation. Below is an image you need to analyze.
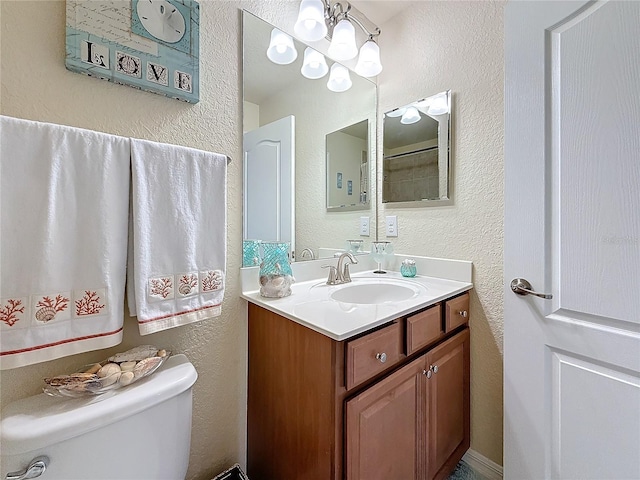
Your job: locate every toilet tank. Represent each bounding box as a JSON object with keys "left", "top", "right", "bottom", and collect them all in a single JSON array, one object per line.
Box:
[{"left": 1, "top": 354, "right": 198, "bottom": 480}]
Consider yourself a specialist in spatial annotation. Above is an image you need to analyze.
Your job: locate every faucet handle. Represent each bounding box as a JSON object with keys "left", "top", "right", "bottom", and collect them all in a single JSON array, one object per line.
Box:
[
  {"left": 343, "top": 264, "right": 352, "bottom": 283},
  {"left": 322, "top": 265, "right": 338, "bottom": 285}
]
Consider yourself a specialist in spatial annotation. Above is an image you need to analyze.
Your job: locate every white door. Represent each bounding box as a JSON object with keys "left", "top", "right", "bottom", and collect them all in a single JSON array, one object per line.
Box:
[
  {"left": 243, "top": 116, "right": 295, "bottom": 256},
  {"left": 504, "top": 2, "right": 640, "bottom": 479}
]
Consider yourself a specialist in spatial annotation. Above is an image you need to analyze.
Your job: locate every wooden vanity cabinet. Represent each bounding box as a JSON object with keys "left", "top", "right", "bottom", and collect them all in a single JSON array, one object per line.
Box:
[{"left": 247, "top": 292, "right": 470, "bottom": 480}]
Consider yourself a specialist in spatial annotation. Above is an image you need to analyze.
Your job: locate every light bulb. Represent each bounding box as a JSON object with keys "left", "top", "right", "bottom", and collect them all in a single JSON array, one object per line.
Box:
[
  {"left": 301, "top": 47, "right": 329, "bottom": 79},
  {"left": 266, "top": 29, "right": 298, "bottom": 65},
  {"left": 328, "top": 19, "right": 358, "bottom": 61},
  {"left": 355, "top": 40, "right": 382, "bottom": 77},
  {"left": 327, "top": 63, "right": 352, "bottom": 92},
  {"left": 294, "top": 0, "right": 327, "bottom": 42},
  {"left": 401, "top": 106, "right": 421, "bottom": 124}
]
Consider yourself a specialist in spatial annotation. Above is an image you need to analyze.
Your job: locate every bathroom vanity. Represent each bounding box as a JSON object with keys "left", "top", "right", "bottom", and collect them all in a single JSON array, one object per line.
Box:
[{"left": 243, "top": 263, "right": 471, "bottom": 480}]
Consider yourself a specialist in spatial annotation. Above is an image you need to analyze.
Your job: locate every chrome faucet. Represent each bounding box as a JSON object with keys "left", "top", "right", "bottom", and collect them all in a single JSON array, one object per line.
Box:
[
  {"left": 336, "top": 252, "right": 358, "bottom": 283},
  {"left": 300, "top": 248, "right": 315, "bottom": 260}
]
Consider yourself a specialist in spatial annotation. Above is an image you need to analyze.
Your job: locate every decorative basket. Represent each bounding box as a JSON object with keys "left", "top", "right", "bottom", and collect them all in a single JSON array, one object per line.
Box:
[{"left": 43, "top": 345, "right": 170, "bottom": 398}]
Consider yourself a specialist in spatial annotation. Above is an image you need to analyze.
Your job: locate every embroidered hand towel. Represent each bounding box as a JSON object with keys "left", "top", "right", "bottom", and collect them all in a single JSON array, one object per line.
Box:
[
  {"left": 0, "top": 116, "right": 130, "bottom": 369},
  {"left": 128, "top": 139, "right": 227, "bottom": 335}
]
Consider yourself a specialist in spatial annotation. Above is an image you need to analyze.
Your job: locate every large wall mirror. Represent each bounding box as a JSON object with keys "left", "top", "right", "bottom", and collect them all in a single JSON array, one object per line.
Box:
[
  {"left": 242, "top": 11, "right": 376, "bottom": 262},
  {"left": 382, "top": 90, "right": 451, "bottom": 204}
]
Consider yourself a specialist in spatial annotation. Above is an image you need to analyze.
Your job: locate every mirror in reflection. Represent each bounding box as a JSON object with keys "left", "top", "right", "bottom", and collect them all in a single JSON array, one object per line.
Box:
[
  {"left": 242, "top": 11, "right": 376, "bottom": 261},
  {"left": 382, "top": 90, "right": 451, "bottom": 204},
  {"left": 326, "top": 120, "right": 370, "bottom": 210}
]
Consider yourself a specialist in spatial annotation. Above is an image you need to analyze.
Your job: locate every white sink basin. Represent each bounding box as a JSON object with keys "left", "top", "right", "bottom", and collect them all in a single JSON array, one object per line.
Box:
[{"left": 330, "top": 278, "right": 424, "bottom": 305}]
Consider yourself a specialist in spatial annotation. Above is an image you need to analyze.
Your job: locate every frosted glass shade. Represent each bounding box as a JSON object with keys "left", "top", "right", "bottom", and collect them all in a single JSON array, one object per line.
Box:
[
  {"left": 401, "top": 106, "right": 421, "bottom": 124},
  {"left": 301, "top": 47, "right": 329, "bottom": 79},
  {"left": 266, "top": 29, "right": 298, "bottom": 65},
  {"left": 355, "top": 40, "right": 382, "bottom": 77},
  {"left": 327, "top": 63, "right": 352, "bottom": 92},
  {"left": 385, "top": 107, "right": 406, "bottom": 118},
  {"left": 294, "top": 0, "right": 327, "bottom": 42},
  {"left": 427, "top": 94, "right": 449, "bottom": 115},
  {"left": 328, "top": 20, "right": 358, "bottom": 61}
]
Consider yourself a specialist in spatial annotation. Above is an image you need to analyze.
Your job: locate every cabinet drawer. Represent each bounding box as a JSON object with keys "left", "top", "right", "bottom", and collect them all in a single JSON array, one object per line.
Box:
[
  {"left": 445, "top": 293, "right": 469, "bottom": 331},
  {"left": 346, "top": 321, "right": 403, "bottom": 390},
  {"left": 406, "top": 304, "right": 443, "bottom": 355}
]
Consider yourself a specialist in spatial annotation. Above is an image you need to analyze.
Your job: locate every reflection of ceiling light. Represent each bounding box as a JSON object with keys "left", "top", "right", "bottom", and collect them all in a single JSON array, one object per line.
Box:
[
  {"left": 294, "top": 0, "right": 382, "bottom": 77},
  {"left": 401, "top": 106, "right": 421, "bottom": 124},
  {"left": 355, "top": 39, "right": 382, "bottom": 78},
  {"left": 294, "top": 0, "right": 327, "bottom": 41},
  {"left": 327, "top": 63, "right": 352, "bottom": 92},
  {"left": 266, "top": 29, "right": 298, "bottom": 65},
  {"left": 301, "top": 47, "right": 329, "bottom": 79},
  {"left": 427, "top": 94, "right": 449, "bottom": 115},
  {"left": 385, "top": 107, "right": 406, "bottom": 118}
]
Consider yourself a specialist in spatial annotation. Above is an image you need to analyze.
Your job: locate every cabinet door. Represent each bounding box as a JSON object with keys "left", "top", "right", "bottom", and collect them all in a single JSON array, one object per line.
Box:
[
  {"left": 427, "top": 329, "right": 470, "bottom": 480},
  {"left": 346, "top": 355, "right": 427, "bottom": 480}
]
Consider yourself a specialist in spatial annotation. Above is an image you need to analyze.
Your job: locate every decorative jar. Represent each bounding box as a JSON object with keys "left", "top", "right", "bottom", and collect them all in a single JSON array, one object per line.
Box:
[
  {"left": 401, "top": 258, "right": 417, "bottom": 277},
  {"left": 242, "top": 239, "right": 262, "bottom": 267},
  {"left": 259, "top": 242, "right": 295, "bottom": 298}
]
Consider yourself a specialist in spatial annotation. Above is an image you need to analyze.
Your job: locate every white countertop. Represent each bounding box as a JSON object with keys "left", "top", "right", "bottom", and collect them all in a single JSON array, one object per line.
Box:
[{"left": 241, "top": 255, "right": 472, "bottom": 341}]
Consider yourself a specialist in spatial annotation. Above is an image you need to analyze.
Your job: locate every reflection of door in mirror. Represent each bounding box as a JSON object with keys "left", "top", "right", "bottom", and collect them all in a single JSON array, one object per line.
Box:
[
  {"left": 383, "top": 90, "right": 451, "bottom": 204},
  {"left": 326, "top": 120, "right": 369, "bottom": 210},
  {"left": 243, "top": 116, "right": 295, "bottom": 257}
]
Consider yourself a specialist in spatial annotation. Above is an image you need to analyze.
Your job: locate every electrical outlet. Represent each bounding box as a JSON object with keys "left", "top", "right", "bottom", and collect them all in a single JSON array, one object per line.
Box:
[
  {"left": 359, "top": 216, "right": 370, "bottom": 236},
  {"left": 386, "top": 215, "right": 398, "bottom": 237}
]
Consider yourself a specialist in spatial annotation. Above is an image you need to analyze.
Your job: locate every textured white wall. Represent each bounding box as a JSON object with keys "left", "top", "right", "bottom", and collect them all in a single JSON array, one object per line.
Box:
[
  {"left": 377, "top": 1, "right": 505, "bottom": 465},
  {"left": 0, "top": 0, "right": 506, "bottom": 476}
]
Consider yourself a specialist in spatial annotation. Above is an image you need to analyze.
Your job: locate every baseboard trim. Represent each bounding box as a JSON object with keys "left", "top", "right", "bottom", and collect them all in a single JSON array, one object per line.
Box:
[{"left": 462, "top": 449, "right": 503, "bottom": 480}]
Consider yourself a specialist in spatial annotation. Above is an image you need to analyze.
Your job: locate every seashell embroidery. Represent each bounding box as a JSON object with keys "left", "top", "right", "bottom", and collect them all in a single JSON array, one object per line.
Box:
[
  {"left": 35, "top": 306, "right": 57, "bottom": 322},
  {"left": 178, "top": 274, "right": 198, "bottom": 296},
  {"left": 35, "top": 295, "right": 69, "bottom": 323}
]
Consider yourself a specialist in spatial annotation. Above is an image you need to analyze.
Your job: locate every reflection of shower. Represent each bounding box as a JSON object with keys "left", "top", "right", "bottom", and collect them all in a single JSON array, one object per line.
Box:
[{"left": 360, "top": 151, "right": 368, "bottom": 203}]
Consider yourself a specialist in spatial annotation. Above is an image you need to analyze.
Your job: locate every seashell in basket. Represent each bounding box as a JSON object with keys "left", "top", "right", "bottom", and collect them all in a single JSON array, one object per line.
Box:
[
  {"left": 44, "top": 372, "right": 99, "bottom": 387},
  {"left": 35, "top": 306, "right": 57, "bottom": 322},
  {"left": 133, "top": 356, "right": 163, "bottom": 378},
  {"left": 108, "top": 345, "right": 158, "bottom": 363}
]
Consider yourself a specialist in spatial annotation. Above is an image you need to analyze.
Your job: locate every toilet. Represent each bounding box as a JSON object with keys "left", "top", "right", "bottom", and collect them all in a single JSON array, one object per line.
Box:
[{"left": 0, "top": 354, "right": 198, "bottom": 480}]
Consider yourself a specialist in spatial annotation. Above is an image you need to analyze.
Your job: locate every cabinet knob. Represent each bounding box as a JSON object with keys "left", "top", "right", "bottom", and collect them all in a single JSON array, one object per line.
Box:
[
  {"left": 375, "top": 352, "right": 387, "bottom": 363},
  {"left": 458, "top": 310, "right": 468, "bottom": 318},
  {"left": 430, "top": 365, "right": 439, "bottom": 374},
  {"left": 423, "top": 369, "right": 432, "bottom": 379}
]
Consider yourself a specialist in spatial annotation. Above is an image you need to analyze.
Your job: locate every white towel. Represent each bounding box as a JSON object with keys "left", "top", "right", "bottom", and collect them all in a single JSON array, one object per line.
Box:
[
  {"left": 0, "top": 116, "right": 130, "bottom": 369},
  {"left": 128, "top": 139, "right": 227, "bottom": 335}
]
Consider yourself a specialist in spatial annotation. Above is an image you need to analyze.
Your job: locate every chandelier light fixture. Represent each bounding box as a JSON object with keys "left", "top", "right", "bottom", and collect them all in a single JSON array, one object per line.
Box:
[
  {"left": 294, "top": 0, "right": 382, "bottom": 78},
  {"left": 265, "top": 1, "right": 381, "bottom": 93}
]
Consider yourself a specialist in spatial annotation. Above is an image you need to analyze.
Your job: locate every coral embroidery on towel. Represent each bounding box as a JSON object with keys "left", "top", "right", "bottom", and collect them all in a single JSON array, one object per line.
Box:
[
  {"left": 0, "top": 298, "right": 26, "bottom": 327},
  {"left": 148, "top": 276, "right": 175, "bottom": 301},
  {"left": 35, "top": 294, "right": 70, "bottom": 323},
  {"left": 200, "top": 270, "right": 223, "bottom": 292},
  {"left": 177, "top": 273, "right": 198, "bottom": 297},
  {"left": 75, "top": 290, "right": 106, "bottom": 317}
]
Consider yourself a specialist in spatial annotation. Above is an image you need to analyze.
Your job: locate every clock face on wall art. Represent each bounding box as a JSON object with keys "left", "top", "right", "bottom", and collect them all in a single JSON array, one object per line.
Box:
[{"left": 65, "top": 0, "right": 199, "bottom": 103}]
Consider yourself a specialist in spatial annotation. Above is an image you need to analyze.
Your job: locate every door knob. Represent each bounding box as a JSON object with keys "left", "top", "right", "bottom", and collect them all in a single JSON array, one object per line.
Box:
[{"left": 510, "top": 278, "right": 553, "bottom": 299}]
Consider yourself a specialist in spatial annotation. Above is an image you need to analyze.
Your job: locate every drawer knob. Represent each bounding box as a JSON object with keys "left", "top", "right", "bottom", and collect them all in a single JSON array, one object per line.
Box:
[
  {"left": 375, "top": 352, "right": 387, "bottom": 363},
  {"left": 458, "top": 310, "right": 468, "bottom": 318}
]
